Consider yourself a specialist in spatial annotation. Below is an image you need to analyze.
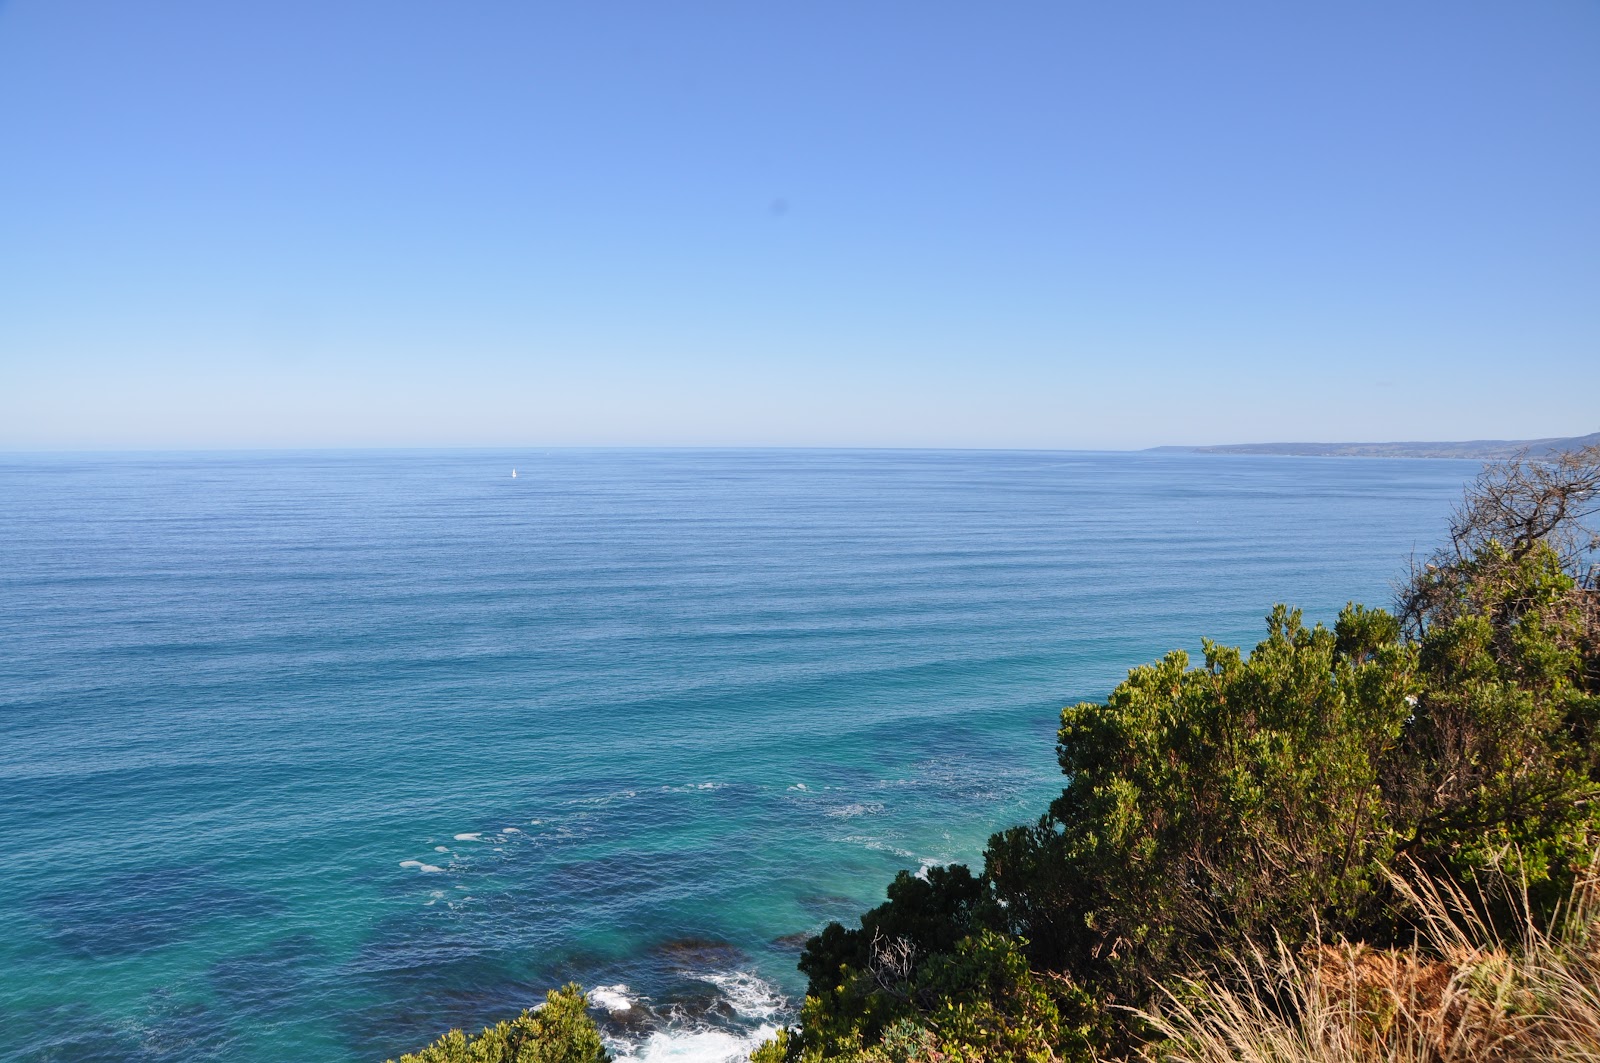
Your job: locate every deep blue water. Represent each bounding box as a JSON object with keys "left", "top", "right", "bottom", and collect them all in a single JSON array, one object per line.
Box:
[{"left": 0, "top": 449, "right": 1475, "bottom": 1062}]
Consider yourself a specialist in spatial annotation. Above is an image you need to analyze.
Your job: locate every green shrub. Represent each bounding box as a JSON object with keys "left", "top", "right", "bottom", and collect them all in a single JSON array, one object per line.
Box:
[
  {"left": 790, "top": 928, "right": 1096, "bottom": 1062},
  {"left": 987, "top": 604, "right": 1415, "bottom": 1004},
  {"left": 390, "top": 984, "right": 610, "bottom": 1063},
  {"left": 1387, "top": 540, "right": 1600, "bottom": 914}
]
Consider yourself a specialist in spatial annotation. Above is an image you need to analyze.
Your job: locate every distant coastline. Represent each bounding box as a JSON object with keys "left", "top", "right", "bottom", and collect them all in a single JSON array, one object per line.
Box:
[{"left": 1148, "top": 430, "right": 1600, "bottom": 460}]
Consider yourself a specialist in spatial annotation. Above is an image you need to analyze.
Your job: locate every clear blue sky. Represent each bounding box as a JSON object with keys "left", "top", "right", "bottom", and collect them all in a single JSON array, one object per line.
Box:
[{"left": 2, "top": 2, "right": 1596, "bottom": 450}]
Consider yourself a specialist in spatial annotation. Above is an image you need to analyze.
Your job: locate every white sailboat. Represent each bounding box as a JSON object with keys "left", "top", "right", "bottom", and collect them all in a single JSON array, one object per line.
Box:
[{"left": 511, "top": 468, "right": 517, "bottom": 478}]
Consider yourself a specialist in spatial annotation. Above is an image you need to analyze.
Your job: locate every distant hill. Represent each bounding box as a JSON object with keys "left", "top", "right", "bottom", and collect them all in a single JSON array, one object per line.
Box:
[{"left": 1147, "top": 430, "right": 1600, "bottom": 460}]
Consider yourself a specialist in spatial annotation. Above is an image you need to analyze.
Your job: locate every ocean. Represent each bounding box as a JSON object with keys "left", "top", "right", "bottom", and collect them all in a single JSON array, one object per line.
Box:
[{"left": 0, "top": 448, "right": 1475, "bottom": 1062}]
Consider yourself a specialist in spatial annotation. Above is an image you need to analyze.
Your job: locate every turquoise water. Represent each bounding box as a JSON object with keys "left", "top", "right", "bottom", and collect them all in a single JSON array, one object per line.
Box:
[{"left": 0, "top": 449, "right": 1474, "bottom": 1062}]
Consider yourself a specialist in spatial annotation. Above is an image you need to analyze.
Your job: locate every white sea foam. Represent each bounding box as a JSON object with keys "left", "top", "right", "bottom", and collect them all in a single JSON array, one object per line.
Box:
[
  {"left": 610, "top": 1025, "right": 779, "bottom": 1063},
  {"left": 788, "top": 783, "right": 808, "bottom": 791},
  {"left": 569, "top": 789, "right": 639, "bottom": 807},
  {"left": 502, "top": 826, "right": 521, "bottom": 833},
  {"left": 658, "top": 782, "right": 728, "bottom": 795},
  {"left": 838, "top": 834, "right": 916, "bottom": 859},
  {"left": 453, "top": 832, "right": 483, "bottom": 842},
  {"left": 696, "top": 971, "right": 785, "bottom": 1021},
  {"left": 588, "top": 983, "right": 638, "bottom": 1013},
  {"left": 434, "top": 845, "right": 450, "bottom": 853},
  {"left": 604, "top": 969, "right": 786, "bottom": 1063},
  {"left": 825, "top": 802, "right": 883, "bottom": 819},
  {"left": 399, "top": 860, "right": 446, "bottom": 873}
]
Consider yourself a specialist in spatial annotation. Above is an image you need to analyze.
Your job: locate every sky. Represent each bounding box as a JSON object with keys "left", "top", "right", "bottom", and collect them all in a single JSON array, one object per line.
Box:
[{"left": 1, "top": 2, "right": 1596, "bottom": 451}]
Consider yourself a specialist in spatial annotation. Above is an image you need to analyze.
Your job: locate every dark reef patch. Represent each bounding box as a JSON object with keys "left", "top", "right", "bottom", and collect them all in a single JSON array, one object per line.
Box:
[
  {"left": 31, "top": 867, "right": 281, "bottom": 959},
  {"left": 649, "top": 935, "right": 747, "bottom": 969},
  {"left": 340, "top": 913, "right": 564, "bottom": 1063},
  {"left": 16, "top": 995, "right": 226, "bottom": 1063},
  {"left": 206, "top": 932, "right": 324, "bottom": 1019},
  {"left": 797, "top": 893, "right": 856, "bottom": 914},
  {"left": 769, "top": 930, "right": 814, "bottom": 951}
]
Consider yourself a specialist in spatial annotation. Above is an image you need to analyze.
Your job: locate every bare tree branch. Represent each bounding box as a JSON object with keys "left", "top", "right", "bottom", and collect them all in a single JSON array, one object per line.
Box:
[
  {"left": 867, "top": 927, "right": 918, "bottom": 999},
  {"left": 1398, "top": 442, "right": 1600, "bottom": 639},
  {"left": 1447, "top": 442, "right": 1600, "bottom": 570}
]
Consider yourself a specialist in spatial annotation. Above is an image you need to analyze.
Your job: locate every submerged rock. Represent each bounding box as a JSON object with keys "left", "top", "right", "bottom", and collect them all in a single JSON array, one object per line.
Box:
[{"left": 649, "top": 936, "right": 746, "bottom": 969}]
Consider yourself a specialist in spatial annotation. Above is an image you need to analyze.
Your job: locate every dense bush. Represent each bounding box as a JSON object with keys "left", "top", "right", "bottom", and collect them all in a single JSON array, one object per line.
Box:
[
  {"left": 986, "top": 603, "right": 1416, "bottom": 1001},
  {"left": 1388, "top": 539, "right": 1600, "bottom": 914},
  {"left": 793, "top": 927, "right": 1097, "bottom": 1062}
]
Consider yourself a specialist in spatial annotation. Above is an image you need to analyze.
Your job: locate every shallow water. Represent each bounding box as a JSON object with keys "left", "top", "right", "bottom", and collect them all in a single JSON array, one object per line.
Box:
[{"left": 0, "top": 448, "right": 1474, "bottom": 1061}]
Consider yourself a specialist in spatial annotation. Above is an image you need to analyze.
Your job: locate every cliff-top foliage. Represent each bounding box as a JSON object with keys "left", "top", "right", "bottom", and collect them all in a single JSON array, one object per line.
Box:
[{"left": 782, "top": 444, "right": 1600, "bottom": 1062}]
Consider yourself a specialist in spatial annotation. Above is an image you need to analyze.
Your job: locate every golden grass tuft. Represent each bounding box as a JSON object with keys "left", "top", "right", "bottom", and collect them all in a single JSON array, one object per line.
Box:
[{"left": 1122, "top": 857, "right": 1600, "bottom": 1063}]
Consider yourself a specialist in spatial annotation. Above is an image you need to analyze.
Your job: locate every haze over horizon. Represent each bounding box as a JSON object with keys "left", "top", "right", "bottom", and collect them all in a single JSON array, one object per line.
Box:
[{"left": 2, "top": 2, "right": 1596, "bottom": 451}]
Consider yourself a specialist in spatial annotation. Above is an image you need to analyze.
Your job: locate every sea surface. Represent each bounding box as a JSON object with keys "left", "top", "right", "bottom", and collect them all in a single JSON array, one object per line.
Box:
[{"left": 0, "top": 449, "right": 1477, "bottom": 1062}]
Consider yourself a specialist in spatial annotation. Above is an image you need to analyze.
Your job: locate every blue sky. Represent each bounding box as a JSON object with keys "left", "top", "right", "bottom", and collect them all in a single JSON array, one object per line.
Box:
[{"left": 2, "top": 2, "right": 1596, "bottom": 450}]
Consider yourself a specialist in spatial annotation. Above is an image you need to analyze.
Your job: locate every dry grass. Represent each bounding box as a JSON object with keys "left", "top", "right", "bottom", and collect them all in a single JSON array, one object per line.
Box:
[{"left": 1123, "top": 858, "right": 1600, "bottom": 1063}]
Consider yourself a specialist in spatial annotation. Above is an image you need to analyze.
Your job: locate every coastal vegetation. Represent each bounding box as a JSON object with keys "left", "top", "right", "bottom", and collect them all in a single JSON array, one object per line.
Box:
[
  {"left": 391, "top": 984, "right": 610, "bottom": 1063},
  {"left": 393, "top": 444, "right": 1600, "bottom": 1063}
]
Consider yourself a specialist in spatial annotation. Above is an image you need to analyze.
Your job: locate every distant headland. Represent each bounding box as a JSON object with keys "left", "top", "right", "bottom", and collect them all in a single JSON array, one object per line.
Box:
[{"left": 1148, "top": 429, "right": 1600, "bottom": 459}]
